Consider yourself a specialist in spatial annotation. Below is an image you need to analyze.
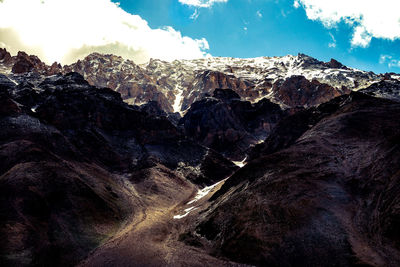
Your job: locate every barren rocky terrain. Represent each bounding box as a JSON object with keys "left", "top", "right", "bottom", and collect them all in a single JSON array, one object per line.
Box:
[{"left": 1, "top": 50, "right": 400, "bottom": 266}]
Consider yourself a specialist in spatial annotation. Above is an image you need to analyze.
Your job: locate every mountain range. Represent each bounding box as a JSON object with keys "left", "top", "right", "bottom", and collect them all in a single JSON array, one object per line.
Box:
[{"left": 1, "top": 48, "right": 400, "bottom": 266}]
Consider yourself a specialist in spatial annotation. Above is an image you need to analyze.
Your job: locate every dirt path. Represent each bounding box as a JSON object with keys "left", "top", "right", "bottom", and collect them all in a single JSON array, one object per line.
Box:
[{"left": 77, "top": 178, "right": 243, "bottom": 267}]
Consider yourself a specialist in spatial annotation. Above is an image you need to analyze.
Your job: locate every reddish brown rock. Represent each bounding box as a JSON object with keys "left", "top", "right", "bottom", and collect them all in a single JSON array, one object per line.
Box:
[
  {"left": 48, "top": 62, "right": 62, "bottom": 75},
  {"left": 272, "top": 75, "right": 349, "bottom": 107},
  {"left": 63, "top": 53, "right": 174, "bottom": 112},
  {"left": 0, "top": 48, "right": 12, "bottom": 64},
  {"left": 7, "top": 51, "right": 62, "bottom": 75},
  {"left": 182, "top": 70, "right": 263, "bottom": 111},
  {"left": 12, "top": 51, "right": 44, "bottom": 74}
]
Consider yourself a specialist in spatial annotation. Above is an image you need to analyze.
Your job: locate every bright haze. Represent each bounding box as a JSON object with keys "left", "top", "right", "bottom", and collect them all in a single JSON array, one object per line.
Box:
[{"left": 0, "top": 0, "right": 400, "bottom": 73}]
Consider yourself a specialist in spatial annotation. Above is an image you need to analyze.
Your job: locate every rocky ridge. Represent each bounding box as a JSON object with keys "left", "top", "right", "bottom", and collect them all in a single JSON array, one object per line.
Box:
[
  {"left": 0, "top": 48, "right": 61, "bottom": 75},
  {"left": 1, "top": 48, "right": 393, "bottom": 114},
  {"left": 64, "top": 53, "right": 381, "bottom": 112}
]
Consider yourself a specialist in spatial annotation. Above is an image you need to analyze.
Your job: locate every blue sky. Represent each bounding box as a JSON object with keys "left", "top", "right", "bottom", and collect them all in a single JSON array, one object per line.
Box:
[
  {"left": 118, "top": 0, "right": 400, "bottom": 73},
  {"left": 1, "top": 0, "right": 399, "bottom": 73}
]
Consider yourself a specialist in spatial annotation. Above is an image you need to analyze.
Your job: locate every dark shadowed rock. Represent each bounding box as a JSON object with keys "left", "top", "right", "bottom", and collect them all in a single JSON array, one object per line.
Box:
[
  {"left": 360, "top": 78, "right": 400, "bottom": 102},
  {"left": 187, "top": 92, "right": 400, "bottom": 266},
  {"left": 213, "top": 88, "right": 240, "bottom": 101},
  {"left": 138, "top": 100, "right": 167, "bottom": 117},
  {"left": 0, "top": 72, "right": 236, "bottom": 266},
  {"left": 179, "top": 89, "right": 286, "bottom": 160},
  {"left": 248, "top": 94, "right": 349, "bottom": 160},
  {"left": 323, "top": 58, "right": 348, "bottom": 69},
  {"left": 0, "top": 48, "right": 12, "bottom": 64}
]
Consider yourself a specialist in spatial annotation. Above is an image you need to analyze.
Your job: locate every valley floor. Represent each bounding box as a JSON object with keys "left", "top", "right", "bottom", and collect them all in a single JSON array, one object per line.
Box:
[{"left": 78, "top": 179, "right": 242, "bottom": 267}]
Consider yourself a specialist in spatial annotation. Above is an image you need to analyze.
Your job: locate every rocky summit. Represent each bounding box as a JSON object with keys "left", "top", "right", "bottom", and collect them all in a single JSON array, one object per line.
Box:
[{"left": 1, "top": 50, "right": 400, "bottom": 267}]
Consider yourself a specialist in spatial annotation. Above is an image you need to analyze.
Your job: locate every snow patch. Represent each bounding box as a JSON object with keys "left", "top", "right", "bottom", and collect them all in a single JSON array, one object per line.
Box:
[
  {"left": 392, "top": 75, "right": 400, "bottom": 81},
  {"left": 232, "top": 156, "right": 247, "bottom": 168},
  {"left": 8, "top": 77, "right": 18, "bottom": 85},
  {"left": 173, "top": 87, "right": 184, "bottom": 113},
  {"left": 173, "top": 206, "right": 198, "bottom": 219},
  {"left": 187, "top": 179, "right": 226, "bottom": 205}
]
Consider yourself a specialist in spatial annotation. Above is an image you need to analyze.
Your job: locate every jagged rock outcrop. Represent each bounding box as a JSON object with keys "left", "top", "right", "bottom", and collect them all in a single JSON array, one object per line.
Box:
[
  {"left": 12, "top": 52, "right": 48, "bottom": 74},
  {"left": 0, "top": 48, "right": 12, "bottom": 64},
  {"left": 323, "top": 58, "right": 348, "bottom": 69},
  {"left": 0, "top": 49, "right": 62, "bottom": 75},
  {"left": 179, "top": 88, "right": 286, "bottom": 160}
]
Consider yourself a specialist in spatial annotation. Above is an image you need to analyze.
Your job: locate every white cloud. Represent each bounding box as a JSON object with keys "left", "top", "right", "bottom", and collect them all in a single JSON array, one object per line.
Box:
[
  {"left": 295, "top": 0, "right": 400, "bottom": 47},
  {"left": 390, "top": 61, "right": 400, "bottom": 68},
  {"left": 380, "top": 55, "right": 400, "bottom": 68},
  {"left": 178, "top": 0, "right": 228, "bottom": 8},
  {"left": 0, "top": 0, "right": 210, "bottom": 65},
  {"left": 380, "top": 55, "right": 392, "bottom": 64},
  {"left": 328, "top": 32, "right": 336, "bottom": 48},
  {"left": 351, "top": 25, "right": 372, "bottom": 47},
  {"left": 256, "top": 10, "right": 263, "bottom": 18},
  {"left": 190, "top": 9, "right": 200, "bottom": 20}
]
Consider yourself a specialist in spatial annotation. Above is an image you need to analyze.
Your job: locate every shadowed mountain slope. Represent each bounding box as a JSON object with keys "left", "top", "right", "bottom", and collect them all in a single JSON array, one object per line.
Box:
[
  {"left": 180, "top": 88, "right": 286, "bottom": 160},
  {"left": 0, "top": 72, "right": 236, "bottom": 266},
  {"left": 184, "top": 92, "right": 400, "bottom": 266}
]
